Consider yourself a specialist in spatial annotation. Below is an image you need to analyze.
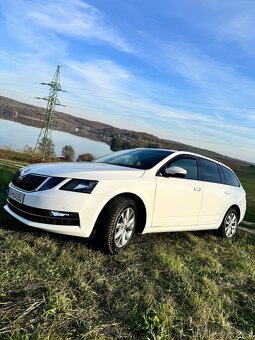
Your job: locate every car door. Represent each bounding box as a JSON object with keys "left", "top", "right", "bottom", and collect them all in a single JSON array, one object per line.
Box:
[
  {"left": 198, "top": 158, "right": 231, "bottom": 226},
  {"left": 152, "top": 156, "right": 203, "bottom": 228}
]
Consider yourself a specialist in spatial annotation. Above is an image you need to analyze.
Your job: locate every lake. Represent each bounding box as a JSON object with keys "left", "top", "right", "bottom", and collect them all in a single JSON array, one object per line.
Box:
[{"left": 0, "top": 119, "right": 111, "bottom": 158}]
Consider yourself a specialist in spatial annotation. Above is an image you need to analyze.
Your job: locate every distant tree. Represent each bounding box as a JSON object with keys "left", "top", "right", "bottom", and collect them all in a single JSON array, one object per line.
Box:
[
  {"left": 38, "top": 137, "right": 56, "bottom": 159},
  {"left": 122, "top": 140, "right": 133, "bottom": 149},
  {"left": 110, "top": 136, "right": 124, "bottom": 151},
  {"left": 76, "top": 153, "right": 95, "bottom": 162},
  {"left": 61, "top": 145, "right": 75, "bottom": 161}
]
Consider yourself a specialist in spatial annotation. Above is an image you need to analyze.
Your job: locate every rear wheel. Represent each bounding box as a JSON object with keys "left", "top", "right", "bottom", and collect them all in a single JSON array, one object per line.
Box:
[
  {"left": 220, "top": 208, "right": 239, "bottom": 238},
  {"left": 96, "top": 197, "right": 137, "bottom": 254}
]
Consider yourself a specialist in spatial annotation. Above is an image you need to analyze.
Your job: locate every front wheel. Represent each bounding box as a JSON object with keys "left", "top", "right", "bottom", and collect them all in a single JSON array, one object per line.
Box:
[
  {"left": 220, "top": 208, "right": 239, "bottom": 238},
  {"left": 96, "top": 197, "right": 137, "bottom": 254}
]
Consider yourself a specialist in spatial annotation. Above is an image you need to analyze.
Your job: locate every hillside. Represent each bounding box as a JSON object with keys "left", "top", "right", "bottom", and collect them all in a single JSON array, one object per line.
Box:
[{"left": 0, "top": 95, "right": 251, "bottom": 169}]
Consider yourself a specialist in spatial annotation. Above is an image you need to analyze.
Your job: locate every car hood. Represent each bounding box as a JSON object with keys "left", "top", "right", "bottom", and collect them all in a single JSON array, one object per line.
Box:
[{"left": 20, "top": 162, "right": 145, "bottom": 180}]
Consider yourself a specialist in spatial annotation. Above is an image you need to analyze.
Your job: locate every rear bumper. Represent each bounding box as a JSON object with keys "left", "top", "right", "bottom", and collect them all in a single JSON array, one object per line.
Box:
[{"left": 239, "top": 195, "right": 246, "bottom": 223}]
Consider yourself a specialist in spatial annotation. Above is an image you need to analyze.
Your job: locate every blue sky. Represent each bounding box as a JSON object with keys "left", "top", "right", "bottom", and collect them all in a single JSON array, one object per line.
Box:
[{"left": 0, "top": 0, "right": 254, "bottom": 162}]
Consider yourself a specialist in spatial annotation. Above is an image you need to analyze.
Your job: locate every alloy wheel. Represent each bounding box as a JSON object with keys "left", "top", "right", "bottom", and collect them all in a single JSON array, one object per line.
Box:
[
  {"left": 114, "top": 207, "right": 135, "bottom": 248},
  {"left": 225, "top": 212, "right": 238, "bottom": 237}
]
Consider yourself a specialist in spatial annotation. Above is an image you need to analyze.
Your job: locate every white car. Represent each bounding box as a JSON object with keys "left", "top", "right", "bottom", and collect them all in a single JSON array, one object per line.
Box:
[{"left": 4, "top": 148, "right": 246, "bottom": 254}]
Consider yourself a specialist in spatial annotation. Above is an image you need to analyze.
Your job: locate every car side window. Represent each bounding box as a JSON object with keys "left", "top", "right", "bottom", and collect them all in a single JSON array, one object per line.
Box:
[
  {"left": 199, "top": 158, "right": 221, "bottom": 184},
  {"left": 165, "top": 158, "right": 198, "bottom": 180},
  {"left": 221, "top": 166, "right": 240, "bottom": 187},
  {"left": 218, "top": 164, "right": 227, "bottom": 184}
]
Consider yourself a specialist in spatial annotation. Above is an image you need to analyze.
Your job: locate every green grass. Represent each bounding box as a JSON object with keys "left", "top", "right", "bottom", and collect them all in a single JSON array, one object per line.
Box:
[
  {"left": 0, "top": 166, "right": 17, "bottom": 223},
  {"left": 237, "top": 165, "right": 255, "bottom": 225},
  {"left": 0, "top": 164, "right": 255, "bottom": 339},
  {"left": 0, "top": 217, "right": 255, "bottom": 339}
]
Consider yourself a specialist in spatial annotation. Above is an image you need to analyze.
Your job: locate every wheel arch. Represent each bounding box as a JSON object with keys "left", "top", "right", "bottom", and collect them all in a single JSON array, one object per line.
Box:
[
  {"left": 228, "top": 204, "right": 241, "bottom": 222},
  {"left": 93, "top": 192, "right": 147, "bottom": 234}
]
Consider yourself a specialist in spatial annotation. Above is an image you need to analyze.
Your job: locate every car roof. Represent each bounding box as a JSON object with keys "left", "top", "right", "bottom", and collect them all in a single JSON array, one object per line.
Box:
[{"left": 171, "top": 150, "right": 232, "bottom": 169}]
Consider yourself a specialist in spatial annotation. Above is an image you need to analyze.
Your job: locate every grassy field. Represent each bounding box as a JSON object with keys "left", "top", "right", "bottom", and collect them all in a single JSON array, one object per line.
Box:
[{"left": 0, "top": 163, "right": 255, "bottom": 339}]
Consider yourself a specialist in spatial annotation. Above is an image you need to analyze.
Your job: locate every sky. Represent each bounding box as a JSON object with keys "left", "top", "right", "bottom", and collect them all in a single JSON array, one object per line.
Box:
[{"left": 0, "top": 0, "right": 255, "bottom": 163}]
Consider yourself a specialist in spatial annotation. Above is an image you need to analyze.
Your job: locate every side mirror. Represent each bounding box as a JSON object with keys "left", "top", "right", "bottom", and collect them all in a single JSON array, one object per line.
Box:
[{"left": 165, "top": 166, "right": 187, "bottom": 178}]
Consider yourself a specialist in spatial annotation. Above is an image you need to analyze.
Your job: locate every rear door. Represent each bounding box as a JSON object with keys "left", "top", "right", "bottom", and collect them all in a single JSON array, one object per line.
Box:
[{"left": 198, "top": 158, "right": 231, "bottom": 226}]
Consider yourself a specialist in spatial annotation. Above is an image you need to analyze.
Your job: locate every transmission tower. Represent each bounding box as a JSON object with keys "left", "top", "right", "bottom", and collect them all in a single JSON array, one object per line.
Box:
[{"left": 32, "top": 65, "right": 66, "bottom": 162}]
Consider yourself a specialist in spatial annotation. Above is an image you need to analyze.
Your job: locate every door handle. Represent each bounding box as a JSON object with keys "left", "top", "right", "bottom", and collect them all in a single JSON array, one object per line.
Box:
[
  {"left": 225, "top": 191, "right": 230, "bottom": 195},
  {"left": 194, "top": 187, "right": 202, "bottom": 191}
]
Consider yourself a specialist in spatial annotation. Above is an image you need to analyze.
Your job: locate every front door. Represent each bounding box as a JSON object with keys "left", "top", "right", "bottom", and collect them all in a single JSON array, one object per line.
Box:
[{"left": 152, "top": 157, "right": 203, "bottom": 227}]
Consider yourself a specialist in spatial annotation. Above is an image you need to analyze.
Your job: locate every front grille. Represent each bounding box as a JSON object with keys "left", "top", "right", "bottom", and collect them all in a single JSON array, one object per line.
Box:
[
  {"left": 7, "top": 198, "right": 80, "bottom": 226},
  {"left": 12, "top": 173, "right": 47, "bottom": 191}
]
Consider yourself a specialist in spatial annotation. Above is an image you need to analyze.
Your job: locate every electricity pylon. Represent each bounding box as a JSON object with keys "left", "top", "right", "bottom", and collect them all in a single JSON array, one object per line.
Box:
[{"left": 32, "top": 65, "right": 66, "bottom": 162}]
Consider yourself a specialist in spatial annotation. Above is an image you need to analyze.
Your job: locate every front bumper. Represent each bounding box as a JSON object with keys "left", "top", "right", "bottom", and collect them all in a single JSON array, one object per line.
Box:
[
  {"left": 4, "top": 204, "right": 84, "bottom": 237},
  {"left": 7, "top": 198, "right": 80, "bottom": 226},
  {"left": 4, "top": 184, "right": 112, "bottom": 238}
]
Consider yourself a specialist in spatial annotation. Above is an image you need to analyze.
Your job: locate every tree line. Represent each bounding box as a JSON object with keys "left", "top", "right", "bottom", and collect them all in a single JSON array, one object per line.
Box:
[{"left": 37, "top": 137, "right": 95, "bottom": 162}]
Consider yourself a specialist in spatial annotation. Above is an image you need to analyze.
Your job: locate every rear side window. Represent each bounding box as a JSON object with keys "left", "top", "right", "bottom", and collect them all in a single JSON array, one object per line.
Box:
[
  {"left": 199, "top": 158, "right": 221, "bottom": 184},
  {"left": 221, "top": 166, "right": 240, "bottom": 187},
  {"left": 167, "top": 158, "right": 198, "bottom": 180}
]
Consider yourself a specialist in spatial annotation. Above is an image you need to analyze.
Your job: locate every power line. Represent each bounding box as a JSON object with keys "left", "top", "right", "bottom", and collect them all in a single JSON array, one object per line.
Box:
[
  {"left": 49, "top": 105, "right": 255, "bottom": 149},
  {"left": 63, "top": 91, "right": 255, "bottom": 116},
  {"left": 3, "top": 79, "right": 254, "bottom": 117},
  {"left": 2, "top": 84, "right": 254, "bottom": 131},
  {"left": 63, "top": 88, "right": 255, "bottom": 112},
  {"left": 2, "top": 61, "right": 255, "bottom": 86},
  {"left": 2, "top": 75, "right": 255, "bottom": 111},
  {"left": 63, "top": 102, "right": 255, "bottom": 131}
]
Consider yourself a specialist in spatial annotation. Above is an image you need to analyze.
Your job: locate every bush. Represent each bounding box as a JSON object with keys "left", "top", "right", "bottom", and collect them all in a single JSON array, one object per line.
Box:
[{"left": 76, "top": 153, "right": 95, "bottom": 162}]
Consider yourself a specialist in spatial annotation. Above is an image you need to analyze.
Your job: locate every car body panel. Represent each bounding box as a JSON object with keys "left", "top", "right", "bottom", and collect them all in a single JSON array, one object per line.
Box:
[
  {"left": 198, "top": 182, "right": 231, "bottom": 226},
  {"left": 19, "top": 162, "right": 146, "bottom": 181},
  {"left": 153, "top": 177, "right": 203, "bottom": 227}
]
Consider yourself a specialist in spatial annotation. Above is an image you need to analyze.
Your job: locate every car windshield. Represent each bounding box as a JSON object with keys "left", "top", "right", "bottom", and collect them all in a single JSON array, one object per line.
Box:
[{"left": 94, "top": 149, "right": 174, "bottom": 170}]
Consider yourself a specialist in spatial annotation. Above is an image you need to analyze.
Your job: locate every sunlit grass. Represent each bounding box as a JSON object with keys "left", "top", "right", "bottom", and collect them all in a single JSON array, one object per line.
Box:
[
  {"left": 0, "top": 224, "right": 254, "bottom": 339},
  {"left": 0, "top": 163, "right": 255, "bottom": 338}
]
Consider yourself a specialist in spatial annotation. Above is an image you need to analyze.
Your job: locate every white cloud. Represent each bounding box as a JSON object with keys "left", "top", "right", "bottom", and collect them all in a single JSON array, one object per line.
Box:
[
  {"left": 18, "top": 0, "right": 133, "bottom": 52},
  {"left": 144, "top": 40, "right": 255, "bottom": 111},
  {"left": 0, "top": 50, "right": 21, "bottom": 62},
  {"left": 65, "top": 59, "right": 130, "bottom": 91},
  {"left": 179, "top": 1, "right": 255, "bottom": 52},
  {"left": 220, "top": 13, "right": 255, "bottom": 43}
]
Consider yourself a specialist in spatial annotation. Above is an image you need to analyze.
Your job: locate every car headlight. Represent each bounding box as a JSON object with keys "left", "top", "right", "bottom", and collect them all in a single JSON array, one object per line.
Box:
[{"left": 59, "top": 179, "right": 98, "bottom": 193}]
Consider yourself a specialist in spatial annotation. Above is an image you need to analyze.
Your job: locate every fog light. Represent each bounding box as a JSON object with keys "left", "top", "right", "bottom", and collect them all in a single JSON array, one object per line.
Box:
[{"left": 51, "top": 210, "right": 70, "bottom": 217}]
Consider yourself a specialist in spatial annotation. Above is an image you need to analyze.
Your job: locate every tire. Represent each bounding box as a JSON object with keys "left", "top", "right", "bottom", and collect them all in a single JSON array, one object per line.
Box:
[
  {"left": 219, "top": 208, "right": 239, "bottom": 238},
  {"left": 96, "top": 197, "right": 137, "bottom": 254}
]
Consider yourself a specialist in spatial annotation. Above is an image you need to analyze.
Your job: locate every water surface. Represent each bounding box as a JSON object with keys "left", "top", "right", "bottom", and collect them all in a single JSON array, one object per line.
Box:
[{"left": 0, "top": 119, "right": 111, "bottom": 158}]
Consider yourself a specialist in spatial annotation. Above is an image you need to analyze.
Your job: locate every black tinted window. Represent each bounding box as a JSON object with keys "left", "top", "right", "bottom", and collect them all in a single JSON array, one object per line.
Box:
[
  {"left": 221, "top": 166, "right": 240, "bottom": 187},
  {"left": 167, "top": 158, "right": 198, "bottom": 180},
  {"left": 95, "top": 149, "right": 174, "bottom": 169},
  {"left": 200, "top": 159, "right": 221, "bottom": 183},
  {"left": 218, "top": 165, "right": 227, "bottom": 184}
]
